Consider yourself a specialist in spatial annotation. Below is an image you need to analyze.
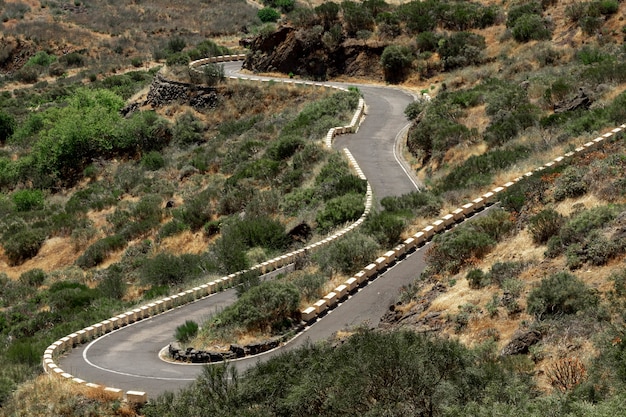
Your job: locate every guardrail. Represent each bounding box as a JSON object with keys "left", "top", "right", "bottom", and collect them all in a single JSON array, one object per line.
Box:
[
  {"left": 299, "top": 124, "right": 626, "bottom": 322},
  {"left": 41, "top": 54, "right": 370, "bottom": 404},
  {"left": 42, "top": 53, "right": 625, "bottom": 404}
]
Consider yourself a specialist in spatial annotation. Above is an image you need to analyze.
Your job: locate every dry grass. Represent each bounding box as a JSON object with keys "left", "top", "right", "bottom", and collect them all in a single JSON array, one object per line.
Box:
[{"left": 0, "top": 374, "right": 139, "bottom": 417}]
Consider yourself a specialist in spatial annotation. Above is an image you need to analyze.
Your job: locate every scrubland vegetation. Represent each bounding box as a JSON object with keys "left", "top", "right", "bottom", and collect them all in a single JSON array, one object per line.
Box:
[{"left": 0, "top": 0, "right": 625, "bottom": 415}]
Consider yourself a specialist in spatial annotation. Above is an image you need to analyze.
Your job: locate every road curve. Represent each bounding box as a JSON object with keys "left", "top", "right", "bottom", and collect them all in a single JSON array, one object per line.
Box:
[{"left": 58, "top": 62, "right": 425, "bottom": 397}]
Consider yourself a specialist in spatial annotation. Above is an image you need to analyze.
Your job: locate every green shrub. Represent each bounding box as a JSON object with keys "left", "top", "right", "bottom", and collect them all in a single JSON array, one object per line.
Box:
[
  {"left": 166, "top": 52, "right": 190, "bottom": 66},
  {"left": 175, "top": 320, "right": 199, "bottom": 344},
  {"left": 19, "top": 269, "right": 46, "bottom": 287},
  {"left": 226, "top": 215, "right": 290, "bottom": 251},
  {"left": 467, "top": 268, "right": 488, "bottom": 289},
  {"left": 426, "top": 209, "right": 513, "bottom": 275},
  {"left": 380, "top": 45, "right": 413, "bottom": 83},
  {"left": 380, "top": 191, "right": 442, "bottom": 218},
  {"left": 512, "top": 13, "right": 552, "bottom": 42},
  {"left": 3, "top": 228, "right": 45, "bottom": 266},
  {"left": 266, "top": 135, "right": 304, "bottom": 161},
  {"left": 175, "top": 188, "right": 215, "bottom": 231},
  {"left": 98, "top": 265, "right": 126, "bottom": 300},
  {"left": 487, "top": 261, "right": 527, "bottom": 288},
  {"left": 363, "top": 211, "right": 405, "bottom": 247},
  {"left": 76, "top": 234, "right": 126, "bottom": 268},
  {"left": 560, "top": 205, "right": 619, "bottom": 245},
  {"left": 506, "top": 1, "right": 543, "bottom": 27},
  {"left": 213, "top": 228, "right": 249, "bottom": 274},
  {"left": 436, "top": 146, "right": 530, "bottom": 192},
  {"left": 207, "top": 281, "right": 300, "bottom": 333},
  {"left": 554, "top": 166, "right": 589, "bottom": 202},
  {"left": 258, "top": 7, "right": 281, "bottom": 22},
  {"left": 59, "top": 52, "right": 85, "bottom": 68},
  {"left": 315, "top": 2, "right": 340, "bottom": 28},
  {"left": 158, "top": 219, "right": 189, "bottom": 240},
  {"left": 438, "top": 31, "right": 486, "bottom": 70},
  {"left": 201, "top": 63, "right": 225, "bottom": 86},
  {"left": 48, "top": 281, "right": 99, "bottom": 314},
  {"left": 141, "top": 253, "right": 207, "bottom": 286},
  {"left": 11, "top": 189, "right": 44, "bottom": 212},
  {"left": 527, "top": 272, "right": 598, "bottom": 318},
  {"left": 316, "top": 193, "right": 364, "bottom": 233},
  {"left": 24, "top": 51, "right": 56, "bottom": 68},
  {"left": 314, "top": 232, "right": 379, "bottom": 275},
  {"left": 141, "top": 151, "right": 166, "bottom": 171},
  {"left": 341, "top": 0, "right": 375, "bottom": 36},
  {"left": 529, "top": 208, "right": 564, "bottom": 244},
  {"left": 292, "top": 272, "right": 326, "bottom": 302}
]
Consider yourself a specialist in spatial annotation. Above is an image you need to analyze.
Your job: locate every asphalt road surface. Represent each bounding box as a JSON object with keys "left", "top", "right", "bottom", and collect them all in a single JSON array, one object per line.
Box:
[{"left": 59, "top": 62, "right": 429, "bottom": 397}]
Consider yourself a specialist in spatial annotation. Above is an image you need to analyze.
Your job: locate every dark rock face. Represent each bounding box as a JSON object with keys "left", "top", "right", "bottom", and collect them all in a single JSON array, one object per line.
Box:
[
  {"left": 288, "top": 223, "right": 312, "bottom": 243},
  {"left": 501, "top": 330, "right": 542, "bottom": 356},
  {"left": 242, "top": 26, "right": 386, "bottom": 81},
  {"left": 554, "top": 89, "right": 592, "bottom": 113}
]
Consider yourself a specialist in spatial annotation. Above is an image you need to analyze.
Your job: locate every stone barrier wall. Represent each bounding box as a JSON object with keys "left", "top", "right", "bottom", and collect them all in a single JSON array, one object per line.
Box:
[
  {"left": 42, "top": 53, "right": 626, "bottom": 403},
  {"left": 41, "top": 54, "right": 372, "bottom": 404}
]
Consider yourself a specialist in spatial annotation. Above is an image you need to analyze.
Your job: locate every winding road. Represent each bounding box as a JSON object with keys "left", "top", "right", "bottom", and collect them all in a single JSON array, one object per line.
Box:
[{"left": 58, "top": 62, "right": 428, "bottom": 397}]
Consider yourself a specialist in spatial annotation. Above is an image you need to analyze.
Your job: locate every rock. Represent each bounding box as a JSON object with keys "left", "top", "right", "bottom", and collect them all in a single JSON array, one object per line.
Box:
[
  {"left": 242, "top": 25, "right": 386, "bottom": 80},
  {"left": 501, "top": 330, "right": 542, "bottom": 356},
  {"left": 230, "top": 344, "right": 245, "bottom": 358},
  {"left": 288, "top": 223, "right": 312, "bottom": 243},
  {"left": 554, "top": 88, "right": 592, "bottom": 113}
]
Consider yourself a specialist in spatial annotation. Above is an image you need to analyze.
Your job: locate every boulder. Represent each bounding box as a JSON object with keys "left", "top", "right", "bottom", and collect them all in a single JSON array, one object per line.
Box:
[{"left": 501, "top": 330, "right": 542, "bottom": 356}]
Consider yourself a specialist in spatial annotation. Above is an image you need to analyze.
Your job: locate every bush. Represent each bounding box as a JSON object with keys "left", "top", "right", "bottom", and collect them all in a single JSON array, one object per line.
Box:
[
  {"left": 3, "top": 228, "right": 45, "bottom": 266},
  {"left": 0, "top": 111, "right": 15, "bottom": 144},
  {"left": 506, "top": 2, "right": 543, "bottom": 28},
  {"left": 76, "top": 234, "right": 126, "bottom": 269},
  {"left": 258, "top": 7, "right": 281, "bottom": 22},
  {"left": 11, "top": 189, "right": 44, "bottom": 212},
  {"left": 201, "top": 63, "right": 225, "bottom": 86},
  {"left": 19, "top": 269, "right": 46, "bottom": 287},
  {"left": 426, "top": 209, "right": 513, "bottom": 275},
  {"left": 467, "top": 268, "right": 488, "bottom": 289},
  {"left": 226, "top": 215, "right": 290, "bottom": 251},
  {"left": 487, "top": 261, "right": 527, "bottom": 288},
  {"left": 208, "top": 281, "right": 300, "bottom": 333},
  {"left": 141, "top": 151, "right": 166, "bottom": 170},
  {"left": 527, "top": 272, "right": 598, "bottom": 318},
  {"left": 314, "top": 232, "right": 380, "bottom": 275},
  {"left": 380, "top": 45, "right": 413, "bottom": 83},
  {"left": 141, "top": 253, "right": 206, "bottom": 286},
  {"left": 438, "top": 31, "right": 486, "bottom": 70},
  {"left": 511, "top": 14, "right": 552, "bottom": 42},
  {"left": 363, "top": 211, "right": 405, "bottom": 247},
  {"left": 380, "top": 191, "right": 442, "bottom": 218},
  {"left": 292, "top": 272, "right": 326, "bottom": 302},
  {"left": 175, "top": 320, "right": 199, "bottom": 344},
  {"left": 24, "top": 51, "right": 56, "bottom": 68},
  {"left": 316, "top": 193, "right": 364, "bottom": 233},
  {"left": 529, "top": 208, "right": 564, "bottom": 244},
  {"left": 98, "top": 265, "right": 126, "bottom": 299},
  {"left": 416, "top": 31, "right": 441, "bottom": 52}
]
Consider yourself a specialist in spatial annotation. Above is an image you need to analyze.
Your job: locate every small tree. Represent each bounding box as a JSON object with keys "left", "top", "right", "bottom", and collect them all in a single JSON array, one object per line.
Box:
[
  {"left": 258, "top": 7, "right": 281, "bottom": 23},
  {"left": 380, "top": 45, "right": 413, "bottom": 83},
  {"left": 202, "top": 63, "right": 225, "bottom": 86}
]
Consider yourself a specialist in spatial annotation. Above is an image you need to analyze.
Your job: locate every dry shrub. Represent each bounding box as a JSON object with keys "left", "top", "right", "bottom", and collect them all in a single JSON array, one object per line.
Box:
[{"left": 546, "top": 357, "right": 587, "bottom": 392}]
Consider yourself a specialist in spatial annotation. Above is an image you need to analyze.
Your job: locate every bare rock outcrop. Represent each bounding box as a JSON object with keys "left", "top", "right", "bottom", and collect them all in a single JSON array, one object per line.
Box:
[{"left": 242, "top": 25, "right": 386, "bottom": 81}]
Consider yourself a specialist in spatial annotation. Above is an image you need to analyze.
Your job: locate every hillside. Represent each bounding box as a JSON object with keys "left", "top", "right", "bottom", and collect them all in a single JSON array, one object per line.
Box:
[{"left": 0, "top": 0, "right": 626, "bottom": 415}]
